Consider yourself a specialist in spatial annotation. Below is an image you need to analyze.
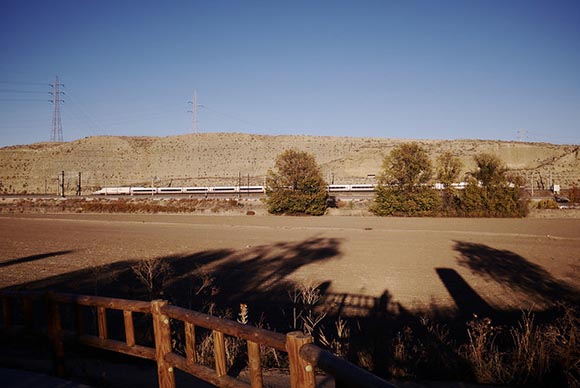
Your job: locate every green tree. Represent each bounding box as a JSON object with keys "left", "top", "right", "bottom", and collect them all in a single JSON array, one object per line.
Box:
[
  {"left": 436, "top": 151, "right": 463, "bottom": 214},
  {"left": 453, "top": 153, "right": 528, "bottom": 217},
  {"left": 372, "top": 143, "right": 441, "bottom": 216},
  {"left": 471, "top": 153, "right": 507, "bottom": 187},
  {"left": 381, "top": 142, "right": 433, "bottom": 190},
  {"left": 436, "top": 151, "right": 463, "bottom": 186},
  {"left": 266, "top": 149, "right": 328, "bottom": 216}
]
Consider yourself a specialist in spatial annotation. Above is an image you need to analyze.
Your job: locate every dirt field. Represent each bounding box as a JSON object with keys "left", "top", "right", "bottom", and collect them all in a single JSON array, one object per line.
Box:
[{"left": 1, "top": 213, "right": 578, "bottom": 315}]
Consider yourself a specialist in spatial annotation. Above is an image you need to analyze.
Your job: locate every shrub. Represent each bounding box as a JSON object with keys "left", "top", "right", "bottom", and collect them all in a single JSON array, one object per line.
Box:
[
  {"left": 471, "top": 153, "right": 507, "bottom": 186},
  {"left": 266, "top": 149, "right": 328, "bottom": 216},
  {"left": 568, "top": 186, "right": 580, "bottom": 203},
  {"left": 447, "top": 154, "right": 528, "bottom": 217},
  {"left": 381, "top": 142, "right": 433, "bottom": 189},
  {"left": 372, "top": 186, "right": 441, "bottom": 216},
  {"left": 535, "top": 199, "right": 559, "bottom": 209},
  {"left": 453, "top": 181, "right": 528, "bottom": 217},
  {"left": 372, "top": 143, "right": 441, "bottom": 216},
  {"left": 436, "top": 151, "right": 463, "bottom": 186}
]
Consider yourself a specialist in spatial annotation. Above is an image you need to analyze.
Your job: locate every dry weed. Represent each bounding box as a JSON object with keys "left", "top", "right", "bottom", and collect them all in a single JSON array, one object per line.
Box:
[{"left": 131, "top": 257, "right": 172, "bottom": 300}]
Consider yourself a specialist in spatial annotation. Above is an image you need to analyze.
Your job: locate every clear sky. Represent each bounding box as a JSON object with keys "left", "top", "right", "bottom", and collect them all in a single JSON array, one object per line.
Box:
[{"left": 1, "top": 0, "right": 579, "bottom": 147}]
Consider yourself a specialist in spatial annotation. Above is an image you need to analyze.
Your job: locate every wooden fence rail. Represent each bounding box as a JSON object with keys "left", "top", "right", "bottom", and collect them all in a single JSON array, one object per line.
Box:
[{"left": 0, "top": 291, "right": 395, "bottom": 388}]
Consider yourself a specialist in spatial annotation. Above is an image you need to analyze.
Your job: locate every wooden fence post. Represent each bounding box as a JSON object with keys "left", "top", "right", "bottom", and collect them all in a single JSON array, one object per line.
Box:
[
  {"left": 212, "top": 330, "right": 227, "bottom": 377},
  {"left": 1, "top": 297, "right": 11, "bottom": 328},
  {"left": 151, "top": 300, "right": 175, "bottom": 388},
  {"left": 247, "top": 340, "right": 263, "bottom": 388},
  {"left": 47, "top": 293, "right": 65, "bottom": 377},
  {"left": 23, "top": 296, "right": 32, "bottom": 332},
  {"left": 286, "top": 331, "right": 315, "bottom": 388},
  {"left": 123, "top": 310, "right": 135, "bottom": 347},
  {"left": 75, "top": 304, "right": 83, "bottom": 336},
  {"left": 185, "top": 322, "right": 196, "bottom": 365},
  {"left": 97, "top": 306, "right": 108, "bottom": 340}
]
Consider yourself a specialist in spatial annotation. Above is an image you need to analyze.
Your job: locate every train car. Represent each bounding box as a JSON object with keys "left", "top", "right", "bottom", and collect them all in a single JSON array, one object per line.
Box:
[
  {"left": 183, "top": 187, "right": 209, "bottom": 194},
  {"left": 210, "top": 186, "right": 238, "bottom": 193},
  {"left": 93, "top": 187, "right": 131, "bottom": 195},
  {"left": 238, "top": 186, "right": 265, "bottom": 193},
  {"left": 350, "top": 184, "right": 375, "bottom": 192},
  {"left": 450, "top": 182, "right": 468, "bottom": 189},
  {"left": 327, "top": 185, "right": 350, "bottom": 192},
  {"left": 157, "top": 187, "right": 184, "bottom": 194},
  {"left": 131, "top": 187, "right": 157, "bottom": 195}
]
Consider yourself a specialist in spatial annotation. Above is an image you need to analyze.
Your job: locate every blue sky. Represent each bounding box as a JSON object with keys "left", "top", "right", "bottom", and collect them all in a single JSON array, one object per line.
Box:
[{"left": 1, "top": 0, "right": 579, "bottom": 147}]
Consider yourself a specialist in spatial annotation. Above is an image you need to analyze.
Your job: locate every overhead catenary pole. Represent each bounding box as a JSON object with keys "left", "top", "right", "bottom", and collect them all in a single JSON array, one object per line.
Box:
[
  {"left": 60, "top": 171, "right": 65, "bottom": 197},
  {"left": 76, "top": 172, "right": 82, "bottom": 196}
]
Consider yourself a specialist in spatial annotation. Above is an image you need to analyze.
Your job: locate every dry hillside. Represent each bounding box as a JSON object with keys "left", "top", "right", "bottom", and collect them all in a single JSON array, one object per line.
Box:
[{"left": 0, "top": 133, "right": 579, "bottom": 194}]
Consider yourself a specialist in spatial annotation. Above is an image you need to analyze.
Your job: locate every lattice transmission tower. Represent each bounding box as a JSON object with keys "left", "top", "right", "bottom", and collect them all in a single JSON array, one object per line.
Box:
[
  {"left": 49, "top": 76, "right": 64, "bottom": 142},
  {"left": 188, "top": 89, "right": 204, "bottom": 133}
]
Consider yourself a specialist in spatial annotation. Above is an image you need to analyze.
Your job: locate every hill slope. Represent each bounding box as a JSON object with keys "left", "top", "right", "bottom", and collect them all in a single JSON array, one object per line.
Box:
[{"left": 0, "top": 133, "right": 578, "bottom": 194}]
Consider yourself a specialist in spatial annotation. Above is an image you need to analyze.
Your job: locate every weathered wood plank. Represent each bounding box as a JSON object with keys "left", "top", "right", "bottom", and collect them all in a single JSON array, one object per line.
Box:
[
  {"left": 61, "top": 331, "right": 156, "bottom": 360},
  {"left": 47, "top": 294, "right": 65, "bottom": 378},
  {"left": 247, "top": 340, "right": 263, "bottom": 388},
  {"left": 97, "top": 306, "right": 107, "bottom": 340},
  {"left": 299, "top": 343, "right": 396, "bottom": 388},
  {"left": 74, "top": 303, "right": 83, "bottom": 336},
  {"left": 165, "top": 352, "right": 249, "bottom": 388},
  {"left": 213, "top": 330, "right": 227, "bottom": 377},
  {"left": 123, "top": 310, "right": 135, "bottom": 347},
  {"left": 22, "top": 297, "right": 32, "bottom": 331},
  {"left": 185, "top": 321, "right": 196, "bottom": 365},
  {"left": 53, "top": 293, "right": 151, "bottom": 313},
  {"left": 151, "top": 300, "right": 176, "bottom": 388},
  {"left": 162, "top": 305, "right": 286, "bottom": 351},
  {"left": 1, "top": 297, "right": 11, "bottom": 328},
  {"left": 286, "top": 331, "right": 315, "bottom": 388}
]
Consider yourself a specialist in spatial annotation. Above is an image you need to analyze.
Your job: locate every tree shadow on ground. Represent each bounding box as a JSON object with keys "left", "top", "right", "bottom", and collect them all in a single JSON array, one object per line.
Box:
[
  {"left": 454, "top": 241, "right": 579, "bottom": 306},
  {"left": 2, "top": 237, "right": 343, "bottom": 325},
  {"left": 0, "top": 250, "right": 74, "bottom": 268},
  {"left": 2, "top": 239, "right": 578, "bottom": 386}
]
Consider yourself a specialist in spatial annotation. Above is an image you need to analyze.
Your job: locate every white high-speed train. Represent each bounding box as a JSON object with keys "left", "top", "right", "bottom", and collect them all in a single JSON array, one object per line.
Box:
[
  {"left": 92, "top": 183, "right": 468, "bottom": 196},
  {"left": 92, "top": 184, "right": 377, "bottom": 195}
]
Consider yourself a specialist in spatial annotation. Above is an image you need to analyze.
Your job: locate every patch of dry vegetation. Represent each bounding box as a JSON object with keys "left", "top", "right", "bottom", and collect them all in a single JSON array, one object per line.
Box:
[
  {"left": 0, "top": 197, "right": 244, "bottom": 214},
  {"left": 111, "top": 262, "right": 580, "bottom": 386}
]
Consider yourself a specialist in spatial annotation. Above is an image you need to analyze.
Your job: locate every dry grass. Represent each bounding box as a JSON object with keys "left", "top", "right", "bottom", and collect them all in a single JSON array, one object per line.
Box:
[
  {"left": 0, "top": 197, "right": 244, "bottom": 214},
  {"left": 131, "top": 257, "right": 172, "bottom": 300},
  {"left": 458, "top": 307, "right": 580, "bottom": 386}
]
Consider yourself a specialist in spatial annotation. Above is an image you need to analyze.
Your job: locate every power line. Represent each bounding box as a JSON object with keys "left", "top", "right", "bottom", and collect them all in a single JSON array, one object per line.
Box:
[
  {"left": 0, "top": 98, "right": 48, "bottom": 102},
  {"left": 0, "top": 89, "right": 48, "bottom": 94},
  {"left": 203, "top": 106, "right": 259, "bottom": 128},
  {"left": 65, "top": 89, "right": 107, "bottom": 134},
  {"left": 0, "top": 80, "right": 48, "bottom": 86}
]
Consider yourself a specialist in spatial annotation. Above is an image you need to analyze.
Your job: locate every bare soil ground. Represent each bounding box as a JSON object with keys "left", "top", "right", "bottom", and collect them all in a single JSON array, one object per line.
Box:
[{"left": 1, "top": 213, "right": 578, "bottom": 314}]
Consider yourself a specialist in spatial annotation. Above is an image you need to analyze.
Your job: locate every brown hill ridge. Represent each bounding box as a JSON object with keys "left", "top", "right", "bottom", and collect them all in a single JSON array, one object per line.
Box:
[{"left": 0, "top": 133, "right": 579, "bottom": 194}]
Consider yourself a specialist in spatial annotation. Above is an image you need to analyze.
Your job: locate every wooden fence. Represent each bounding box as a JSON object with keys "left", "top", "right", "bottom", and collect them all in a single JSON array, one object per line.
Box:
[{"left": 0, "top": 291, "right": 395, "bottom": 388}]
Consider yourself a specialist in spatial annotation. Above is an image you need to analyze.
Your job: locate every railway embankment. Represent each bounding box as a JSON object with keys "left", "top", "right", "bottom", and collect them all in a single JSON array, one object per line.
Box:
[{"left": 1, "top": 196, "right": 580, "bottom": 218}]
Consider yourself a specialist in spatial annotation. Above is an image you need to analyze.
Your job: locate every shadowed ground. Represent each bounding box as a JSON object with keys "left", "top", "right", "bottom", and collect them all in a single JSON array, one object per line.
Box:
[{"left": 1, "top": 214, "right": 579, "bottom": 386}]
